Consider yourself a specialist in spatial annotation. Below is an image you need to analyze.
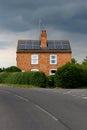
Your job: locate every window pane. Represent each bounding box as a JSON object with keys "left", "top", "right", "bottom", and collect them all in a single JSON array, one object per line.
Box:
[
  {"left": 50, "top": 69, "right": 56, "bottom": 75},
  {"left": 50, "top": 55, "right": 57, "bottom": 64},
  {"left": 32, "top": 59, "right": 38, "bottom": 64},
  {"left": 32, "top": 55, "right": 38, "bottom": 59},
  {"left": 51, "top": 56, "right": 55, "bottom": 59},
  {"left": 51, "top": 70, "right": 56, "bottom": 73},
  {"left": 51, "top": 60, "right": 56, "bottom": 64},
  {"left": 31, "top": 55, "right": 38, "bottom": 64}
]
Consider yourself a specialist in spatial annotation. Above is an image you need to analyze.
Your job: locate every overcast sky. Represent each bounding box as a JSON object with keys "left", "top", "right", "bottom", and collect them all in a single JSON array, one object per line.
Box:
[{"left": 0, "top": 0, "right": 87, "bottom": 68}]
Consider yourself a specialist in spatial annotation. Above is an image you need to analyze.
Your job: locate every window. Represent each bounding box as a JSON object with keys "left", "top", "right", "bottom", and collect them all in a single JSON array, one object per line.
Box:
[
  {"left": 31, "top": 55, "right": 38, "bottom": 64},
  {"left": 50, "top": 69, "right": 56, "bottom": 75},
  {"left": 50, "top": 55, "right": 57, "bottom": 64},
  {"left": 31, "top": 69, "right": 39, "bottom": 72}
]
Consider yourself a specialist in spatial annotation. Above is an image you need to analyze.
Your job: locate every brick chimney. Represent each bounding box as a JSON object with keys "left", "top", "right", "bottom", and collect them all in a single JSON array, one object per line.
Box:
[{"left": 40, "top": 30, "right": 47, "bottom": 48}]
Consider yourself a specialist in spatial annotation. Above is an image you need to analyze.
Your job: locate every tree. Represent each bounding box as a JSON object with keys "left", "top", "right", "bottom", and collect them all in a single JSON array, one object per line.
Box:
[
  {"left": 82, "top": 56, "right": 87, "bottom": 65},
  {"left": 71, "top": 58, "right": 77, "bottom": 64},
  {"left": 0, "top": 68, "right": 3, "bottom": 72}
]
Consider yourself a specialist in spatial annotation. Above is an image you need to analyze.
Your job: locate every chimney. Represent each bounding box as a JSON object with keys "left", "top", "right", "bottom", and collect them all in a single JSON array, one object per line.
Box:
[{"left": 40, "top": 30, "right": 47, "bottom": 48}]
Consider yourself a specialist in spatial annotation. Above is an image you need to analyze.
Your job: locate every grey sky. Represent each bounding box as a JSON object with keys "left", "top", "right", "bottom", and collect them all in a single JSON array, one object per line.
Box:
[{"left": 0, "top": 0, "right": 87, "bottom": 67}]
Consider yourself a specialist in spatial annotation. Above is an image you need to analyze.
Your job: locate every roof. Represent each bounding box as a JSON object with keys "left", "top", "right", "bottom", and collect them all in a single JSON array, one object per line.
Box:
[{"left": 17, "top": 40, "right": 72, "bottom": 53}]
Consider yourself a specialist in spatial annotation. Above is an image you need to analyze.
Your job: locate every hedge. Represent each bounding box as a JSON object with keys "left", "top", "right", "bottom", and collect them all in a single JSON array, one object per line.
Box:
[
  {"left": 46, "top": 75, "right": 55, "bottom": 88},
  {"left": 0, "top": 63, "right": 87, "bottom": 88},
  {"left": 0, "top": 72, "right": 9, "bottom": 83},
  {"left": 0, "top": 71, "right": 47, "bottom": 88},
  {"left": 54, "top": 63, "right": 83, "bottom": 88},
  {"left": 4, "top": 66, "right": 21, "bottom": 72}
]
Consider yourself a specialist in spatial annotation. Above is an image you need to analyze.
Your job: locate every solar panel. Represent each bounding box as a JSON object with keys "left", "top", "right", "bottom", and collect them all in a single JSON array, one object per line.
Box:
[
  {"left": 18, "top": 40, "right": 40, "bottom": 50},
  {"left": 55, "top": 42, "right": 63, "bottom": 49},
  {"left": 48, "top": 41, "right": 70, "bottom": 50},
  {"left": 19, "top": 43, "right": 25, "bottom": 49},
  {"left": 62, "top": 43, "right": 70, "bottom": 49},
  {"left": 48, "top": 41, "right": 54, "bottom": 49},
  {"left": 31, "top": 41, "right": 40, "bottom": 49},
  {"left": 18, "top": 40, "right": 71, "bottom": 51},
  {"left": 48, "top": 41, "right": 62, "bottom": 49}
]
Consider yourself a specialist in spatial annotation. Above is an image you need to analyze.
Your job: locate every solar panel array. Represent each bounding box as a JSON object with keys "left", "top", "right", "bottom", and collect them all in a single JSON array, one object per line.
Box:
[
  {"left": 48, "top": 41, "right": 70, "bottom": 50},
  {"left": 18, "top": 41, "right": 40, "bottom": 50},
  {"left": 18, "top": 40, "right": 71, "bottom": 50}
]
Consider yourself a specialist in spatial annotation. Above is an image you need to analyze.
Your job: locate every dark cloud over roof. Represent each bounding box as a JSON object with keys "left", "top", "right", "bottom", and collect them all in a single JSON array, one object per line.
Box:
[
  {"left": 0, "top": 0, "right": 87, "bottom": 67},
  {"left": 0, "top": 0, "right": 87, "bottom": 33}
]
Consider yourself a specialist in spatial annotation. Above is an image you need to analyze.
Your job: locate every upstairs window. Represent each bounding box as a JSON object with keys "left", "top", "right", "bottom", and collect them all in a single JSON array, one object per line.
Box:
[
  {"left": 31, "top": 55, "right": 38, "bottom": 64},
  {"left": 50, "top": 55, "right": 57, "bottom": 64}
]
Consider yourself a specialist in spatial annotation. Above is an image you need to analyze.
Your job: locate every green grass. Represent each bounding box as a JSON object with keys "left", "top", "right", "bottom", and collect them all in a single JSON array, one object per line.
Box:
[
  {"left": 0, "top": 83, "right": 40, "bottom": 88},
  {"left": 0, "top": 83, "right": 87, "bottom": 89}
]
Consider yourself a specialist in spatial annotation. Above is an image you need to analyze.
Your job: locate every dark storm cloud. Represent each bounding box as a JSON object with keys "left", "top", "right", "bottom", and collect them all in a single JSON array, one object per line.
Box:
[
  {"left": 0, "top": 0, "right": 87, "bottom": 33},
  {"left": 0, "top": 0, "right": 87, "bottom": 67}
]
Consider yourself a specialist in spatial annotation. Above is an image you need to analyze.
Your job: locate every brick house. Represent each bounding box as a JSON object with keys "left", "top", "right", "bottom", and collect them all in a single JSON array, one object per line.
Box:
[{"left": 16, "top": 30, "right": 72, "bottom": 75}]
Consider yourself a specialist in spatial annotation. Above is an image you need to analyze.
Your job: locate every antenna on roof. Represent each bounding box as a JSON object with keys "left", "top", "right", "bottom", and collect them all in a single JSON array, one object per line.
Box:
[
  {"left": 39, "top": 19, "right": 42, "bottom": 32},
  {"left": 39, "top": 19, "right": 45, "bottom": 31},
  {"left": 38, "top": 19, "right": 46, "bottom": 39}
]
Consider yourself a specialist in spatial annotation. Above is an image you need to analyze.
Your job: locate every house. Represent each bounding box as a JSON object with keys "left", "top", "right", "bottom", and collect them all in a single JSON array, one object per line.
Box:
[{"left": 16, "top": 30, "right": 72, "bottom": 75}]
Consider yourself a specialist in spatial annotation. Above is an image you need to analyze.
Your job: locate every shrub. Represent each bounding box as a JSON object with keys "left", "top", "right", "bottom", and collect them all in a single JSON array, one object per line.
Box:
[
  {"left": 4, "top": 72, "right": 30, "bottom": 84},
  {"left": 46, "top": 75, "right": 55, "bottom": 88},
  {"left": 54, "top": 63, "right": 83, "bottom": 88},
  {"left": 29, "top": 72, "right": 47, "bottom": 87},
  {"left": 81, "top": 65, "right": 87, "bottom": 87},
  {"left": 0, "top": 72, "right": 9, "bottom": 83},
  {"left": 3, "top": 71, "right": 47, "bottom": 88},
  {"left": 4, "top": 66, "right": 21, "bottom": 72}
]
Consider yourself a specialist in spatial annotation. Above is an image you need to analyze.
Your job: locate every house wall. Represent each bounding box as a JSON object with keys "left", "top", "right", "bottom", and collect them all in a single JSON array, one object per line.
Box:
[{"left": 17, "top": 52, "right": 72, "bottom": 75}]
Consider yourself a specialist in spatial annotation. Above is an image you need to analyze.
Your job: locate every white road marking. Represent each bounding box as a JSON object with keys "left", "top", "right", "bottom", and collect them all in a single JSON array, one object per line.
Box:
[
  {"left": 35, "top": 105, "right": 58, "bottom": 121},
  {"left": 82, "top": 97, "right": 87, "bottom": 99},
  {"left": 14, "top": 94, "right": 29, "bottom": 102}
]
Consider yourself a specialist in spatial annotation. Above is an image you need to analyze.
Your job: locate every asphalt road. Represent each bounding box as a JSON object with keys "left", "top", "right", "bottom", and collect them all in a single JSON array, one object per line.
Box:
[{"left": 0, "top": 87, "right": 87, "bottom": 130}]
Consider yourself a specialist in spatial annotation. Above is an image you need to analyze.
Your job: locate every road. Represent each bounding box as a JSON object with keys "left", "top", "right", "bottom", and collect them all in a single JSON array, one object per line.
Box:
[{"left": 0, "top": 86, "right": 87, "bottom": 130}]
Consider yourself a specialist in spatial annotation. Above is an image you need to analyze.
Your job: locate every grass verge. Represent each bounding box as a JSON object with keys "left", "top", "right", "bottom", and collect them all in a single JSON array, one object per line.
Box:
[{"left": 0, "top": 83, "right": 40, "bottom": 88}]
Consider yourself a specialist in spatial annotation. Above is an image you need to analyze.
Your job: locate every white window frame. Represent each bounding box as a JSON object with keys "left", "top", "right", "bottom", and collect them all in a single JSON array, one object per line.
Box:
[
  {"left": 50, "top": 55, "right": 57, "bottom": 64},
  {"left": 49, "top": 69, "right": 57, "bottom": 75},
  {"left": 31, "top": 54, "right": 38, "bottom": 64},
  {"left": 31, "top": 69, "right": 39, "bottom": 72}
]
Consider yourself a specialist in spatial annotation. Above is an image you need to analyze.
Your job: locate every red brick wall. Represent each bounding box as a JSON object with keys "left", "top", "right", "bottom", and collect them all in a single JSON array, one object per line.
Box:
[{"left": 17, "top": 52, "right": 72, "bottom": 75}]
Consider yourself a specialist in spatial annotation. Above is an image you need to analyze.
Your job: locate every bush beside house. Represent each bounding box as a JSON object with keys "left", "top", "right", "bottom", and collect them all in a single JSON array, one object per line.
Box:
[{"left": 54, "top": 63, "right": 83, "bottom": 88}]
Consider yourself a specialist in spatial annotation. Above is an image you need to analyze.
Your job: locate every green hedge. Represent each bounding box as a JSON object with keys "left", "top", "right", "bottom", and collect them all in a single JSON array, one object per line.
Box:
[
  {"left": 0, "top": 71, "right": 46, "bottom": 88},
  {"left": 46, "top": 75, "right": 55, "bottom": 88},
  {"left": 0, "top": 72, "right": 9, "bottom": 83},
  {"left": 4, "top": 66, "right": 21, "bottom": 72},
  {"left": 0, "top": 63, "right": 87, "bottom": 88},
  {"left": 29, "top": 72, "right": 47, "bottom": 87},
  {"left": 81, "top": 65, "right": 87, "bottom": 86},
  {"left": 54, "top": 63, "right": 83, "bottom": 88}
]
